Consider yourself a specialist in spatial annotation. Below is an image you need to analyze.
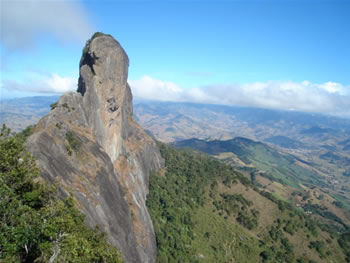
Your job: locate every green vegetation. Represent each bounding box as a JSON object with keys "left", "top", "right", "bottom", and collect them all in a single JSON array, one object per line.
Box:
[
  {"left": 147, "top": 143, "right": 347, "bottom": 262},
  {"left": 174, "top": 137, "right": 350, "bottom": 230},
  {"left": 331, "top": 193, "right": 350, "bottom": 211},
  {"left": 309, "top": 241, "right": 326, "bottom": 258},
  {"left": 0, "top": 124, "right": 123, "bottom": 262},
  {"left": 334, "top": 200, "right": 345, "bottom": 208},
  {"left": 80, "top": 32, "right": 112, "bottom": 66},
  {"left": 65, "top": 131, "right": 81, "bottom": 156},
  {"left": 303, "top": 203, "right": 348, "bottom": 230},
  {"left": 147, "top": 144, "right": 237, "bottom": 262},
  {"left": 174, "top": 138, "right": 326, "bottom": 189},
  {"left": 213, "top": 193, "right": 258, "bottom": 230},
  {"left": 50, "top": 102, "right": 58, "bottom": 110},
  {"left": 338, "top": 232, "right": 350, "bottom": 262}
]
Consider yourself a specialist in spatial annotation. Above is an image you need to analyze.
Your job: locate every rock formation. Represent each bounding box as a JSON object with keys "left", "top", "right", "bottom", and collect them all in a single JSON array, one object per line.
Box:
[{"left": 27, "top": 33, "right": 163, "bottom": 263}]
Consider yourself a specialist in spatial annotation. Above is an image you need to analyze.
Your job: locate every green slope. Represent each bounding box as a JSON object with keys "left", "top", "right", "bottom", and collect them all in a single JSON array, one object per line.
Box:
[
  {"left": 147, "top": 143, "right": 349, "bottom": 263},
  {"left": 173, "top": 137, "right": 325, "bottom": 189}
]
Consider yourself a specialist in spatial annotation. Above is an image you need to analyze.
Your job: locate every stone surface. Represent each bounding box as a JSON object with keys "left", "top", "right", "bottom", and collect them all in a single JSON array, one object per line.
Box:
[{"left": 27, "top": 34, "right": 163, "bottom": 263}]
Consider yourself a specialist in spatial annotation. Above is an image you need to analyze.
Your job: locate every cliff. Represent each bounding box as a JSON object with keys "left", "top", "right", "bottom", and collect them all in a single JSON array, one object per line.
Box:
[{"left": 27, "top": 33, "right": 164, "bottom": 263}]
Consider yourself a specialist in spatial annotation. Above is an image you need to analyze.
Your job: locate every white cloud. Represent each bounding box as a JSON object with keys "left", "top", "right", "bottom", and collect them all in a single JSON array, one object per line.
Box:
[
  {"left": 2, "top": 72, "right": 348, "bottom": 117},
  {"left": 2, "top": 73, "right": 77, "bottom": 94},
  {"left": 43, "top": 74, "right": 76, "bottom": 93},
  {"left": 318, "top": 81, "right": 346, "bottom": 95},
  {"left": 1, "top": 0, "right": 93, "bottom": 50},
  {"left": 130, "top": 75, "right": 350, "bottom": 117},
  {"left": 129, "top": 75, "right": 184, "bottom": 101}
]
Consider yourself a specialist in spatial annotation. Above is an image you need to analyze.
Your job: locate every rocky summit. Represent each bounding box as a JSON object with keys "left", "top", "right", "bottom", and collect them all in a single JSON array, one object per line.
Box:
[{"left": 27, "top": 33, "right": 164, "bottom": 263}]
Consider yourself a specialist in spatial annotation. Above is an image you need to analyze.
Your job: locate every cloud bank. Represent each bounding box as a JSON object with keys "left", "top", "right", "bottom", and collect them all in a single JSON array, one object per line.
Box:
[
  {"left": 130, "top": 76, "right": 350, "bottom": 117},
  {"left": 2, "top": 73, "right": 76, "bottom": 94},
  {"left": 1, "top": 0, "right": 93, "bottom": 50},
  {"left": 2, "top": 73, "right": 348, "bottom": 117}
]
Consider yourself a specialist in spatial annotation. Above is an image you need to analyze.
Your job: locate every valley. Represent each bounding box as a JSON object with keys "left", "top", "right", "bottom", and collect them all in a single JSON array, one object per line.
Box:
[{"left": 135, "top": 101, "right": 350, "bottom": 259}]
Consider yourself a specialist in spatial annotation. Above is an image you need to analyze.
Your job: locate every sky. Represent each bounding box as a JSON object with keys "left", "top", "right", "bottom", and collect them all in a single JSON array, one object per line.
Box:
[{"left": 1, "top": 0, "right": 350, "bottom": 117}]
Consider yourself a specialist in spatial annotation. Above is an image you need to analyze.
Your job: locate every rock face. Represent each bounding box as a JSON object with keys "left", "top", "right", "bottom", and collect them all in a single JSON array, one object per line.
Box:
[{"left": 27, "top": 34, "right": 163, "bottom": 263}]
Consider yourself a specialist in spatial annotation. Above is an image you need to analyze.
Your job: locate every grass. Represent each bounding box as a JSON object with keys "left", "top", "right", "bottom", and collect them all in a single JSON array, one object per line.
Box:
[
  {"left": 192, "top": 201, "right": 262, "bottom": 263},
  {"left": 243, "top": 143, "right": 322, "bottom": 189}
]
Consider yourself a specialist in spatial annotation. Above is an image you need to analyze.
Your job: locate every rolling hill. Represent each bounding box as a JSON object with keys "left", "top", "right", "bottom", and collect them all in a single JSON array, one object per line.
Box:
[
  {"left": 173, "top": 137, "right": 324, "bottom": 189},
  {"left": 173, "top": 137, "right": 350, "bottom": 231}
]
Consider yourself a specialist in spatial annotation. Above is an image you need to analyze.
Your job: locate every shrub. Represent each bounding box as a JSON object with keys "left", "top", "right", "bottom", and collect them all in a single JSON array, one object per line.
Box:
[
  {"left": 65, "top": 131, "right": 81, "bottom": 153},
  {"left": 50, "top": 102, "right": 58, "bottom": 110}
]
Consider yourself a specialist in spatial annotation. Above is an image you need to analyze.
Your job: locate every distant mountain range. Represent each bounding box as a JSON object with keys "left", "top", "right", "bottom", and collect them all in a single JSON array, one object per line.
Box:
[
  {"left": 1, "top": 96, "right": 349, "bottom": 208},
  {"left": 3, "top": 96, "right": 350, "bottom": 141},
  {"left": 133, "top": 100, "right": 350, "bottom": 144},
  {"left": 0, "top": 96, "right": 59, "bottom": 131},
  {"left": 2, "top": 96, "right": 350, "bottom": 173}
]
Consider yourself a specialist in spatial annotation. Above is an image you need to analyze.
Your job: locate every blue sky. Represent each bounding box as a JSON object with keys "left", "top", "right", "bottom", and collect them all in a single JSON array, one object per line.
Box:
[{"left": 1, "top": 0, "right": 350, "bottom": 116}]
